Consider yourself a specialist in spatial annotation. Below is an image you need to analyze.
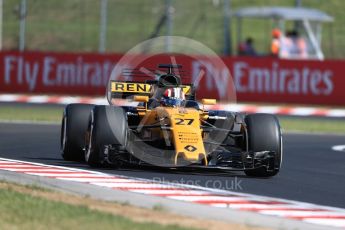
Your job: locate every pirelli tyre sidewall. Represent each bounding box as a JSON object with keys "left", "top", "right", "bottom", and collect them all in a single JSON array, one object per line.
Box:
[
  {"left": 85, "top": 105, "right": 128, "bottom": 167},
  {"left": 244, "top": 113, "right": 282, "bottom": 177},
  {"left": 61, "top": 103, "right": 94, "bottom": 161}
]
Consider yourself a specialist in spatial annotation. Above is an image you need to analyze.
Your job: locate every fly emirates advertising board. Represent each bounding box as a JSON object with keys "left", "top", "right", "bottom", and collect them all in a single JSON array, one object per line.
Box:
[{"left": 0, "top": 51, "right": 344, "bottom": 106}]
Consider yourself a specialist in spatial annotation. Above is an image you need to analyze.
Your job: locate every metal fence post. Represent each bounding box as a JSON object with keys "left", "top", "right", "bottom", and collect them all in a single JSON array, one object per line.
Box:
[
  {"left": 0, "top": 0, "right": 3, "bottom": 50},
  {"left": 19, "top": 0, "right": 27, "bottom": 51},
  {"left": 294, "top": 0, "right": 302, "bottom": 32},
  {"left": 99, "top": 0, "right": 108, "bottom": 53},
  {"left": 165, "top": 0, "right": 172, "bottom": 52},
  {"left": 223, "top": 0, "right": 232, "bottom": 55}
]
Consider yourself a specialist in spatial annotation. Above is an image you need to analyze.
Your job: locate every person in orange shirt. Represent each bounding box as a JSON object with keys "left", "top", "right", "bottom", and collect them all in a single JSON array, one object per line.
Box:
[{"left": 271, "top": 28, "right": 281, "bottom": 57}]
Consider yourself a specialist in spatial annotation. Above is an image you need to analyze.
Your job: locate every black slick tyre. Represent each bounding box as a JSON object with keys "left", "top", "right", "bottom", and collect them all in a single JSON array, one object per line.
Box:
[
  {"left": 244, "top": 113, "right": 282, "bottom": 177},
  {"left": 61, "top": 103, "right": 94, "bottom": 161},
  {"left": 85, "top": 105, "right": 128, "bottom": 167}
]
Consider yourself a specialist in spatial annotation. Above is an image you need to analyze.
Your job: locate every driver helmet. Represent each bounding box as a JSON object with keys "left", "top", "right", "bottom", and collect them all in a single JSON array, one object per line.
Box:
[{"left": 161, "top": 87, "right": 185, "bottom": 107}]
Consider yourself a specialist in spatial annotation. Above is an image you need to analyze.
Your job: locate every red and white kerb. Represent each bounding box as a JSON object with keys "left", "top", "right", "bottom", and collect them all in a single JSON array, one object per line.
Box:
[{"left": 0, "top": 158, "right": 345, "bottom": 228}]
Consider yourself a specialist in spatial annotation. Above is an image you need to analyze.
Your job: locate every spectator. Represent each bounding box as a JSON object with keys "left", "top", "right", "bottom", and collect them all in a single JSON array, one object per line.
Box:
[
  {"left": 238, "top": 37, "right": 257, "bottom": 56},
  {"left": 287, "top": 30, "right": 308, "bottom": 58},
  {"left": 271, "top": 28, "right": 281, "bottom": 57}
]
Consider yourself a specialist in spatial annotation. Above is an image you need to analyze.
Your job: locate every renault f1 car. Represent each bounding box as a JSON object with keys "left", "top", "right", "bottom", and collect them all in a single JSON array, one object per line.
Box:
[{"left": 61, "top": 64, "right": 283, "bottom": 177}]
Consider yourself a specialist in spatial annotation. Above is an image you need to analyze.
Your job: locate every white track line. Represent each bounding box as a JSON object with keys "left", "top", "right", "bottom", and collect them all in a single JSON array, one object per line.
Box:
[
  {"left": 128, "top": 189, "right": 211, "bottom": 195},
  {"left": 91, "top": 182, "right": 175, "bottom": 189},
  {"left": 304, "top": 219, "right": 345, "bottom": 227},
  {"left": 166, "top": 196, "right": 248, "bottom": 202},
  {"left": 57, "top": 178, "right": 133, "bottom": 183},
  {"left": 4, "top": 168, "right": 71, "bottom": 172},
  {"left": 259, "top": 210, "right": 345, "bottom": 217},
  {"left": 332, "top": 145, "right": 345, "bottom": 152}
]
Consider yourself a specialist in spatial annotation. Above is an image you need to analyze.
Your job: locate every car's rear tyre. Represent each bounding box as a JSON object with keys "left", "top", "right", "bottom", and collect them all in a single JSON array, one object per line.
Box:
[
  {"left": 244, "top": 113, "right": 282, "bottom": 177},
  {"left": 85, "top": 105, "right": 128, "bottom": 167},
  {"left": 61, "top": 104, "right": 94, "bottom": 161}
]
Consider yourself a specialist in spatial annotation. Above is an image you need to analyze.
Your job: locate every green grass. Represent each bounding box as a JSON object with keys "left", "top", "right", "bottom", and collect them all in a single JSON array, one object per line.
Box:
[
  {"left": 0, "top": 186, "right": 192, "bottom": 230},
  {"left": 280, "top": 117, "right": 345, "bottom": 134},
  {"left": 0, "top": 104, "right": 344, "bottom": 134},
  {"left": 0, "top": 104, "right": 63, "bottom": 122},
  {"left": 3, "top": 0, "right": 345, "bottom": 58}
]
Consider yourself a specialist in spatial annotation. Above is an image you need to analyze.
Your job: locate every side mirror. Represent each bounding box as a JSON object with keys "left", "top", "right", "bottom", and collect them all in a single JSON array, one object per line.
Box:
[
  {"left": 133, "top": 95, "right": 149, "bottom": 103},
  {"left": 201, "top": 99, "right": 216, "bottom": 105}
]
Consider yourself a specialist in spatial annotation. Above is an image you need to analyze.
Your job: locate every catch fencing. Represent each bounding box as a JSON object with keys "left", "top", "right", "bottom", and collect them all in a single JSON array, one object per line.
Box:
[{"left": 1, "top": 0, "right": 344, "bottom": 58}]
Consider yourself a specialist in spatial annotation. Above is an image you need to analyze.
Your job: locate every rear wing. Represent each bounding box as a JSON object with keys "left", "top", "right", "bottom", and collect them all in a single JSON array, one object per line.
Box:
[{"left": 110, "top": 81, "right": 195, "bottom": 100}]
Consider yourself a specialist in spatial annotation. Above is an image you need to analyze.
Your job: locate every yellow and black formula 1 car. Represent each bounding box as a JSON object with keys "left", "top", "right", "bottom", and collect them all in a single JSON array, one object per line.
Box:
[{"left": 61, "top": 64, "right": 283, "bottom": 177}]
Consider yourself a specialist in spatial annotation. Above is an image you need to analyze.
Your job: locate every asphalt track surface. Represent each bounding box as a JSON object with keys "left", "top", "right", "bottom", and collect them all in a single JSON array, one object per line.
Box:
[{"left": 0, "top": 122, "right": 344, "bottom": 209}]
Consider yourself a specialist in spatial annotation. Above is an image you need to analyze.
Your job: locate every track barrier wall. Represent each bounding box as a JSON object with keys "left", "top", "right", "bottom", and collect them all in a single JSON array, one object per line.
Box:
[{"left": 1, "top": 51, "right": 344, "bottom": 106}]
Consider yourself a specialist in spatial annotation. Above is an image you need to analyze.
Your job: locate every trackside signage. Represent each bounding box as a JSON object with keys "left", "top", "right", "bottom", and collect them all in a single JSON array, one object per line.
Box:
[
  {"left": 227, "top": 57, "right": 342, "bottom": 105},
  {"left": 0, "top": 51, "right": 344, "bottom": 106},
  {"left": 0, "top": 51, "right": 122, "bottom": 95},
  {"left": 233, "top": 61, "right": 333, "bottom": 95}
]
